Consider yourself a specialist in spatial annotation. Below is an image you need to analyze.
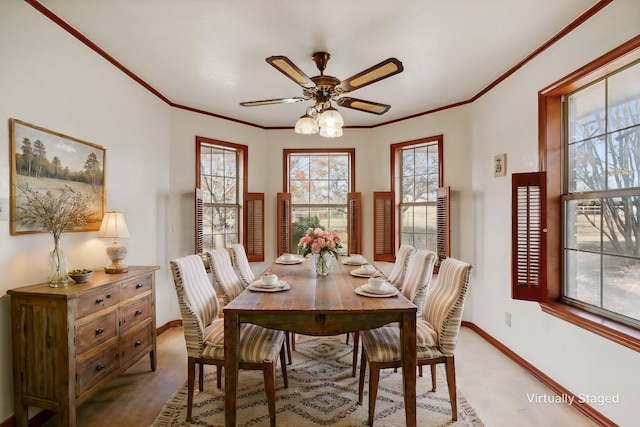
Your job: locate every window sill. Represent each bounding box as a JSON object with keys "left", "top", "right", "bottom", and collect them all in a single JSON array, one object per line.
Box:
[{"left": 540, "top": 301, "right": 639, "bottom": 352}]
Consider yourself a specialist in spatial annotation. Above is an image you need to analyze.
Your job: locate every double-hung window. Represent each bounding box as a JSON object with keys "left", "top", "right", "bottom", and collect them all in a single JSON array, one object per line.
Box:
[
  {"left": 195, "top": 137, "right": 264, "bottom": 261},
  {"left": 520, "top": 35, "right": 640, "bottom": 348},
  {"left": 278, "top": 149, "right": 359, "bottom": 256},
  {"left": 563, "top": 60, "right": 640, "bottom": 326},
  {"left": 374, "top": 136, "right": 446, "bottom": 263}
]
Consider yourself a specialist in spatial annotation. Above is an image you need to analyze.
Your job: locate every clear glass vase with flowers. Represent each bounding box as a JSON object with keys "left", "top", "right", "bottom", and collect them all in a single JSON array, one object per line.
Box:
[{"left": 297, "top": 228, "right": 343, "bottom": 276}]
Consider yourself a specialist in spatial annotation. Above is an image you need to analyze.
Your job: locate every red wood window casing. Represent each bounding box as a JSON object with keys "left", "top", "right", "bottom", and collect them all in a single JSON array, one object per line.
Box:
[
  {"left": 512, "top": 171, "right": 547, "bottom": 302},
  {"left": 347, "top": 192, "right": 362, "bottom": 255},
  {"left": 244, "top": 192, "right": 264, "bottom": 262},
  {"left": 276, "top": 192, "right": 292, "bottom": 256},
  {"left": 373, "top": 191, "right": 395, "bottom": 262}
]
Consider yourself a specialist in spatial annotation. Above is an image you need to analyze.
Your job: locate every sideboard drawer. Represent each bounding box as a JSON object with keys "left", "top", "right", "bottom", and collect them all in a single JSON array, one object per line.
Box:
[
  {"left": 75, "top": 310, "right": 118, "bottom": 355},
  {"left": 120, "top": 294, "right": 151, "bottom": 334},
  {"left": 121, "top": 274, "right": 152, "bottom": 300},
  {"left": 75, "top": 285, "right": 121, "bottom": 319},
  {"left": 76, "top": 342, "right": 119, "bottom": 396},
  {"left": 120, "top": 320, "right": 153, "bottom": 367}
]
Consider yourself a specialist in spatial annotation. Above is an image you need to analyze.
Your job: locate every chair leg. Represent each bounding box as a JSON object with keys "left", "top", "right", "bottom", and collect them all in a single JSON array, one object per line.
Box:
[
  {"left": 367, "top": 361, "right": 380, "bottom": 427},
  {"left": 263, "top": 361, "right": 277, "bottom": 427},
  {"left": 279, "top": 344, "right": 289, "bottom": 388},
  {"left": 186, "top": 357, "right": 196, "bottom": 421},
  {"left": 198, "top": 362, "right": 204, "bottom": 391},
  {"left": 358, "top": 346, "right": 367, "bottom": 405},
  {"left": 430, "top": 364, "right": 437, "bottom": 392},
  {"left": 291, "top": 333, "right": 296, "bottom": 350},
  {"left": 445, "top": 357, "right": 457, "bottom": 421},
  {"left": 285, "top": 332, "right": 292, "bottom": 365},
  {"left": 345, "top": 332, "right": 350, "bottom": 344},
  {"left": 351, "top": 331, "right": 360, "bottom": 377}
]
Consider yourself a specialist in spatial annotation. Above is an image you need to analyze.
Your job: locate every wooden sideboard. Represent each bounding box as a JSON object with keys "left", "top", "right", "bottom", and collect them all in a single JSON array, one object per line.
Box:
[{"left": 8, "top": 265, "right": 159, "bottom": 427}]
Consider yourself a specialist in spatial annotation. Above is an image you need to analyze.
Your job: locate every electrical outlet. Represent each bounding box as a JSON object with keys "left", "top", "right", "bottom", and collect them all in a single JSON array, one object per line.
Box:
[{"left": 505, "top": 311, "right": 512, "bottom": 327}]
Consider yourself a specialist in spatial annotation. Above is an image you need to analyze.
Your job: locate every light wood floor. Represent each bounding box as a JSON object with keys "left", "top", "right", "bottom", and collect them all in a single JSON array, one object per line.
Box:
[{"left": 40, "top": 326, "right": 597, "bottom": 427}]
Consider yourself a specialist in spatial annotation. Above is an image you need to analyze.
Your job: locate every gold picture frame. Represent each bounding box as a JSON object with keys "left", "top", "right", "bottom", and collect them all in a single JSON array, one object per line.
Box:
[
  {"left": 494, "top": 153, "right": 507, "bottom": 177},
  {"left": 9, "top": 118, "right": 106, "bottom": 235}
]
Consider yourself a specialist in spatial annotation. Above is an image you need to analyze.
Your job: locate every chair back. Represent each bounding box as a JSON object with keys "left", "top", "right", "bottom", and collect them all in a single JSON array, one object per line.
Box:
[
  {"left": 206, "top": 249, "right": 246, "bottom": 304},
  {"left": 170, "top": 254, "right": 221, "bottom": 357},
  {"left": 400, "top": 250, "right": 437, "bottom": 317},
  {"left": 421, "top": 257, "right": 472, "bottom": 356},
  {"left": 387, "top": 245, "right": 416, "bottom": 288},
  {"left": 228, "top": 243, "right": 255, "bottom": 287}
]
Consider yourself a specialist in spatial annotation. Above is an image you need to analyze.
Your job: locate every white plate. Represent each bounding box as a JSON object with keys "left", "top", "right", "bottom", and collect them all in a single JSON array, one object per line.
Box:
[
  {"left": 363, "top": 283, "right": 396, "bottom": 295},
  {"left": 342, "top": 258, "right": 368, "bottom": 266},
  {"left": 275, "top": 257, "right": 304, "bottom": 264},
  {"left": 248, "top": 280, "right": 290, "bottom": 292},
  {"left": 350, "top": 269, "right": 380, "bottom": 278},
  {"left": 355, "top": 285, "right": 398, "bottom": 298}
]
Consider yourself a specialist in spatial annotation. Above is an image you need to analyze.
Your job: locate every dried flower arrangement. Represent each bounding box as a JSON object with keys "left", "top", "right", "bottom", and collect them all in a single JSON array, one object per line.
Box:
[{"left": 15, "top": 184, "right": 96, "bottom": 286}]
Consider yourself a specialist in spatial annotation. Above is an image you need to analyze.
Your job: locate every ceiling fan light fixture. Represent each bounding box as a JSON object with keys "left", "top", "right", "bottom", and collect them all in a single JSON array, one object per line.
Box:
[
  {"left": 318, "top": 106, "right": 344, "bottom": 128},
  {"left": 295, "top": 114, "right": 319, "bottom": 135},
  {"left": 319, "top": 124, "right": 343, "bottom": 138}
]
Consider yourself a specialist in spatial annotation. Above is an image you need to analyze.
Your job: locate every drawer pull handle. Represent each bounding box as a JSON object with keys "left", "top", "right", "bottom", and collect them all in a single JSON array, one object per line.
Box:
[
  {"left": 106, "top": 294, "right": 111, "bottom": 299},
  {"left": 135, "top": 309, "right": 143, "bottom": 316},
  {"left": 95, "top": 297, "right": 104, "bottom": 304},
  {"left": 96, "top": 328, "right": 105, "bottom": 335},
  {"left": 136, "top": 283, "right": 143, "bottom": 289},
  {"left": 96, "top": 364, "right": 105, "bottom": 371},
  {"left": 135, "top": 340, "right": 142, "bottom": 347}
]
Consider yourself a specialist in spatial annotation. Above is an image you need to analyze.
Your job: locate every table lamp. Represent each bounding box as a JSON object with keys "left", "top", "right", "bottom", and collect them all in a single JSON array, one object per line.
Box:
[{"left": 98, "top": 211, "right": 130, "bottom": 273}]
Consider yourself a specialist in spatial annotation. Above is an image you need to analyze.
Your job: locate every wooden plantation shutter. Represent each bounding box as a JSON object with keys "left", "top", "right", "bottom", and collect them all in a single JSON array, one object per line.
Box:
[
  {"left": 373, "top": 191, "right": 395, "bottom": 262},
  {"left": 436, "top": 186, "right": 450, "bottom": 266},
  {"left": 512, "top": 172, "right": 547, "bottom": 301},
  {"left": 195, "top": 188, "right": 203, "bottom": 253},
  {"left": 244, "top": 193, "right": 264, "bottom": 262},
  {"left": 347, "top": 192, "right": 362, "bottom": 255},
  {"left": 276, "top": 192, "right": 292, "bottom": 256}
]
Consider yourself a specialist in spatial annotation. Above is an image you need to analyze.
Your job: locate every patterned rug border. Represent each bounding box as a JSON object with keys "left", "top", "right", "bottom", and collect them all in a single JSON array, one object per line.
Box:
[{"left": 153, "top": 337, "right": 484, "bottom": 427}]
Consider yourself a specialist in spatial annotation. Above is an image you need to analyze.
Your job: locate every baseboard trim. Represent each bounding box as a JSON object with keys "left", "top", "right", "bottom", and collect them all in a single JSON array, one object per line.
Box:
[
  {"left": 462, "top": 321, "right": 617, "bottom": 427},
  {"left": 1, "top": 320, "right": 184, "bottom": 427}
]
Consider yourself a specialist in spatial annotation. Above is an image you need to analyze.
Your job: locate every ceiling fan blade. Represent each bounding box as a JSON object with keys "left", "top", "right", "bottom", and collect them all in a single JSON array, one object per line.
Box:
[
  {"left": 240, "top": 97, "right": 307, "bottom": 107},
  {"left": 266, "top": 56, "right": 316, "bottom": 89},
  {"left": 337, "top": 97, "right": 391, "bottom": 115},
  {"left": 338, "top": 58, "right": 404, "bottom": 93}
]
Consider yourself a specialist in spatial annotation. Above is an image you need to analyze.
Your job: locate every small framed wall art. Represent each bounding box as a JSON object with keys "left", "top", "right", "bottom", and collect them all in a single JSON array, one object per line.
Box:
[{"left": 494, "top": 153, "right": 507, "bottom": 177}]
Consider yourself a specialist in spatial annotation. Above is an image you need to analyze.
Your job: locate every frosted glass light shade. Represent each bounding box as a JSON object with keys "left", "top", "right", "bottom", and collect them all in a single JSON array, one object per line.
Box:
[
  {"left": 318, "top": 107, "right": 344, "bottom": 128},
  {"left": 319, "top": 125, "right": 343, "bottom": 138},
  {"left": 294, "top": 114, "right": 319, "bottom": 134}
]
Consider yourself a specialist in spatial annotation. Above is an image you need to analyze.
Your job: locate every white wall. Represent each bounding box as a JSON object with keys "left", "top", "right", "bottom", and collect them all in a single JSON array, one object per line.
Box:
[
  {"left": 1, "top": 0, "right": 638, "bottom": 425},
  {"left": 0, "top": 0, "right": 171, "bottom": 421},
  {"left": 468, "top": 1, "right": 640, "bottom": 425}
]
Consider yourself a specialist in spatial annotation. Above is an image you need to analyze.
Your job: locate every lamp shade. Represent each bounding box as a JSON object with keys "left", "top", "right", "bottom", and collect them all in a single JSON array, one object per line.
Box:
[
  {"left": 295, "top": 114, "right": 319, "bottom": 134},
  {"left": 319, "top": 125, "right": 343, "bottom": 138},
  {"left": 318, "top": 106, "right": 344, "bottom": 128},
  {"left": 98, "top": 211, "right": 130, "bottom": 240}
]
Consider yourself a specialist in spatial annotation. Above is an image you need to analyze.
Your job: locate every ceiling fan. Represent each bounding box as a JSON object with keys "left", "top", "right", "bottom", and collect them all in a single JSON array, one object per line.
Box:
[{"left": 240, "top": 52, "right": 404, "bottom": 137}]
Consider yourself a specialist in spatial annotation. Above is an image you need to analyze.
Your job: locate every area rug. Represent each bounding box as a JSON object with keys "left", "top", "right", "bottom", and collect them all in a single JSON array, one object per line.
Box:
[{"left": 153, "top": 336, "right": 483, "bottom": 427}]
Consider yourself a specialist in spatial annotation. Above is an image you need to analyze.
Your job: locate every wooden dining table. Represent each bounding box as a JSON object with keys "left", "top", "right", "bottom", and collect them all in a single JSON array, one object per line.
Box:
[{"left": 223, "top": 255, "right": 417, "bottom": 426}]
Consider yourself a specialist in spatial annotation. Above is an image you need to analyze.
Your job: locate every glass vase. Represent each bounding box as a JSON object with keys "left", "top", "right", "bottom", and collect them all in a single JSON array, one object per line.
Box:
[
  {"left": 315, "top": 252, "right": 333, "bottom": 276},
  {"left": 48, "top": 238, "right": 69, "bottom": 287}
]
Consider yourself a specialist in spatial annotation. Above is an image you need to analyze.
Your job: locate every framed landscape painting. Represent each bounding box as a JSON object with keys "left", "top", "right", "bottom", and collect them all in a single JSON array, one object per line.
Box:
[{"left": 9, "top": 118, "right": 106, "bottom": 235}]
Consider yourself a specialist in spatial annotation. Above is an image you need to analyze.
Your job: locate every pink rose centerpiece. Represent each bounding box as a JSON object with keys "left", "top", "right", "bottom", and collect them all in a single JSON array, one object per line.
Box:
[{"left": 297, "top": 228, "right": 343, "bottom": 276}]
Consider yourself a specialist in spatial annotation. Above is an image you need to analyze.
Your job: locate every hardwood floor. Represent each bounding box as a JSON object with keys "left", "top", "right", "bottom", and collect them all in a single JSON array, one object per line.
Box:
[{"left": 38, "top": 325, "right": 597, "bottom": 427}]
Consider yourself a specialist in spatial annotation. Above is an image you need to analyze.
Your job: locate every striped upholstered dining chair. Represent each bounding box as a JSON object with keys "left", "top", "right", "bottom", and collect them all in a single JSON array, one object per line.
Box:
[
  {"left": 228, "top": 243, "right": 256, "bottom": 288},
  {"left": 386, "top": 244, "right": 417, "bottom": 289},
  {"left": 357, "top": 257, "right": 473, "bottom": 426},
  {"left": 350, "top": 249, "right": 436, "bottom": 376},
  {"left": 169, "top": 254, "right": 288, "bottom": 426},
  {"left": 207, "top": 248, "right": 294, "bottom": 364}
]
